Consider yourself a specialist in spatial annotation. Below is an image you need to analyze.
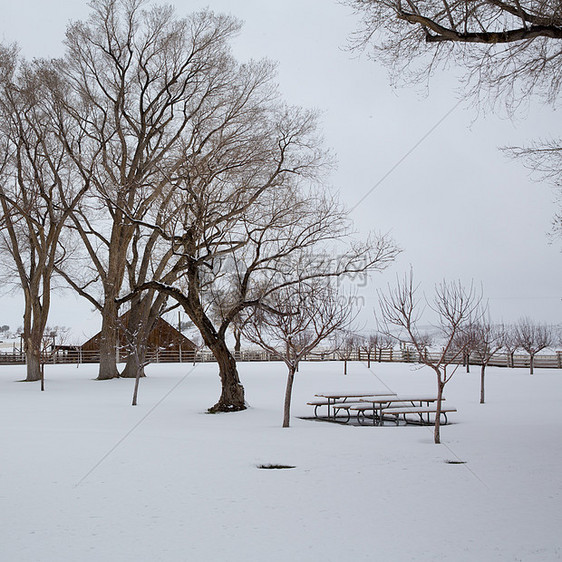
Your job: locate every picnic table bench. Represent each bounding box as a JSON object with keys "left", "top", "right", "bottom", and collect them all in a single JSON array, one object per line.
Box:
[
  {"left": 377, "top": 405, "right": 457, "bottom": 426},
  {"left": 308, "top": 392, "right": 396, "bottom": 419},
  {"left": 350, "top": 396, "right": 454, "bottom": 426}
]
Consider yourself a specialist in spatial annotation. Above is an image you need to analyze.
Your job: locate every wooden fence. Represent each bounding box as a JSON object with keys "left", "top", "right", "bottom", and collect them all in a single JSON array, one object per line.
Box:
[{"left": 1, "top": 346, "right": 561, "bottom": 369}]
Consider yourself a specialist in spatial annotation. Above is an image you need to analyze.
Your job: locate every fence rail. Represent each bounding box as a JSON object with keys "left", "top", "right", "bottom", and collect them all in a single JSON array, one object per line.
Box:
[{"left": 1, "top": 347, "right": 561, "bottom": 369}]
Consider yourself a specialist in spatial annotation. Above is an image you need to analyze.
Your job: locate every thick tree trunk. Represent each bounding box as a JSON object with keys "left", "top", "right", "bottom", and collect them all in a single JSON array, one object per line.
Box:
[
  {"left": 122, "top": 350, "right": 147, "bottom": 380},
  {"left": 97, "top": 209, "right": 133, "bottom": 380},
  {"left": 22, "top": 297, "right": 47, "bottom": 382},
  {"left": 97, "top": 296, "right": 120, "bottom": 380},
  {"left": 24, "top": 346, "right": 42, "bottom": 382},
  {"left": 120, "top": 299, "right": 148, "bottom": 379},
  {"left": 283, "top": 365, "right": 296, "bottom": 428},
  {"left": 529, "top": 353, "right": 535, "bottom": 375},
  {"left": 480, "top": 363, "right": 486, "bottom": 404},
  {"left": 188, "top": 304, "right": 245, "bottom": 412},
  {"left": 141, "top": 271, "right": 246, "bottom": 412},
  {"left": 207, "top": 336, "right": 245, "bottom": 412}
]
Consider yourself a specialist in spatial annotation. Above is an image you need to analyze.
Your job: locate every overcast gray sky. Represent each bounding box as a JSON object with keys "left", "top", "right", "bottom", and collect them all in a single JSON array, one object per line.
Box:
[{"left": 1, "top": 0, "right": 561, "bottom": 341}]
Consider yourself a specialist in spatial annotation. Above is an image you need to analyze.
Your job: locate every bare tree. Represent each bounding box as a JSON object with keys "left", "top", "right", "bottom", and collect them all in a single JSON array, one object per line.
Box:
[
  {"left": 131, "top": 148, "right": 398, "bottom": 412},
  {"left": 359, "top": 333, "right": 378, "bottom": 367},
  {"left": 378, "top": 271, "right": 481, "bottom": 444},
  {"left": 453, "top": 321, "right": 480, "bottom": 373},
  {"left": 48, "top": 1, "right": 245, "bottom": 380},
  {"left": 473, "top": 320, "right": 505, "bottom": 403},
  {"left": 503, "top": 324, "right": 519, "bottom": 368},
  {"left": 359, "top": 332, "right": 393, "bottom": 367},
  {"left": 334, "top": 331, "right": 358, "bottom": 375},
  {"left": 241, "top": 282, "right": 355, "bottom": 427},
  {"left": 345, "top": 0, "right": 562, "bottom": 111},
  {"left": 0, "top": 46, "right": 87, "bottom": 382},
  {"left": 514, "top": 317, "right": 554, "bottom": 374},
  {"left": 377, "top": 333, "right": 395, "bottom": 362},
  {"left": 116, "top": 314, "right": 150, "bottom": 405}
]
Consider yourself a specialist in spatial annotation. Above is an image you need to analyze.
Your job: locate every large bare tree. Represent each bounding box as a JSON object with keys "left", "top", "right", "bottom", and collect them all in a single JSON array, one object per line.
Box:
[
  {"left": 133, "top": 172, "right": 398, "bottom": 411},
  {"left": 0, "top": 46, "right": 87, "bottom": 382},
  {"left": 49, "top": 0, "right": 245, "bottom": 380}
]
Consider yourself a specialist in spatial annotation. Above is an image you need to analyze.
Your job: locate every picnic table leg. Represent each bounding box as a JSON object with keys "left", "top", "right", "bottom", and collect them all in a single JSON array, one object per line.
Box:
[{"left": 357, "top": 410, "right": 367, "bottom": 425}]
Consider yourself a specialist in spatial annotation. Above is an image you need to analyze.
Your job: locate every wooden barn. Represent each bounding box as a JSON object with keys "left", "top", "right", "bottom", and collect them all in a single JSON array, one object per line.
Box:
[{"left": 80, "top": 313, "right": 197, "bottom": 362}]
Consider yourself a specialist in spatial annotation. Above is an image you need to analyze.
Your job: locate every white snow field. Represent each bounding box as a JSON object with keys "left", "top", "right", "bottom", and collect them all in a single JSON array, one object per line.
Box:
[{"left": 1, "top": 360, "right": 561, "bottom": 561}]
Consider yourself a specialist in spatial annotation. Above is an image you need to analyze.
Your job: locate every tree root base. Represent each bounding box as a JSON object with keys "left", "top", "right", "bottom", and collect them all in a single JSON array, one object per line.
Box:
[{"left": 207, "top": 402, "right": 247, "bottom": 413}]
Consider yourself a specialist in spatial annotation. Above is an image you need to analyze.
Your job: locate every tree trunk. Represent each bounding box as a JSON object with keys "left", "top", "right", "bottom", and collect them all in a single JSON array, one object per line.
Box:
[
  {"left": 466, "top": 352, "right": 470, "bottom": 373},
  {"left": 97, "top": 208, "right": 132, "bottom": 380},
  {"left": 189, "top": 295, "right": 245, "bottom": 412},
  {"left": 367, "top": 352, "right": 371, "bottom": 368},
  {"left": 343, "top": 359, "right": 347, "bottom": 375},
  {"left": 207, "top": 336, "right": 245, "bottom": 412},
  {"left": 141, "top": 272, "right": 246, "bottom": 412},
  {"left": 283, "top": 365, "right": 297, "bottom": 428},
  {"left": 97, "top": 297, "right": 120, "bottom": 380},
  {"left": 122, "top": 350, "right": 147, "bottom": 380},
  {"left": 131, "top": 349, "right": 143, "bottom": 406},
  {"left": 22, "top": 298, "right": 46, "bottom": 382},
  {"left": 120, "top": 301, "right": 147, "bottom": 379},
  {"left": 234, "top": 329, "right": 242, "bottom": 358},
  {"left": 122, "top": 290, "right": 168, "bottom": 378},
  {"left": 24, "top": 346, "right": 42, "bottom": 382},
  {"left": 529, "top": 353, "right": 534, "bottom": 375},
  {"left": 480, "top": 363, "right": 486, "bottom": 404},
  {"left": 434, "top": 375, "right": 445, "bottom": 445}
]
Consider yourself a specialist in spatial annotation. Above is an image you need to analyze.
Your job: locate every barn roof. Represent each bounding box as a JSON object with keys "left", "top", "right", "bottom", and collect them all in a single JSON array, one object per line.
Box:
[{"left": 81, "top": 313, "right": 197, "bottom": 352}]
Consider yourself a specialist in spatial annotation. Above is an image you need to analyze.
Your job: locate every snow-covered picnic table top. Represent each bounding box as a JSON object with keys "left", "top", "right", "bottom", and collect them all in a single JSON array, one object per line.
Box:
[
  {"left": 357, "top": 395, "right": 442, "bottom": 405},
  {"left": 314, "top": 391, "right": 396, "bottom": 399}
]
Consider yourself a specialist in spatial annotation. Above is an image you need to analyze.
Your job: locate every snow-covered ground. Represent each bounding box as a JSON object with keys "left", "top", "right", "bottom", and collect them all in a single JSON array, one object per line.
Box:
[{"left": 1, "top": 360, "right": 561, "bottom": 561}]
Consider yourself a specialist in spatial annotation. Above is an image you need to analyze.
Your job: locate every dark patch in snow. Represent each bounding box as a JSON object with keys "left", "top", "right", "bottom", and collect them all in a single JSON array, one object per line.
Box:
[{"left": 257, "top": 464, "right": 296, "bottom": 470}]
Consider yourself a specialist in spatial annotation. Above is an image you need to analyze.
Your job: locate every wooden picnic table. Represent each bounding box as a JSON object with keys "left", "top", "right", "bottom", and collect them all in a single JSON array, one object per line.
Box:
[
  {"left": 354, "top": 395, "right": 444, "bottom": 426},
  {"left": 311, "top": 391, "right": 396, "bottom": 419}
]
